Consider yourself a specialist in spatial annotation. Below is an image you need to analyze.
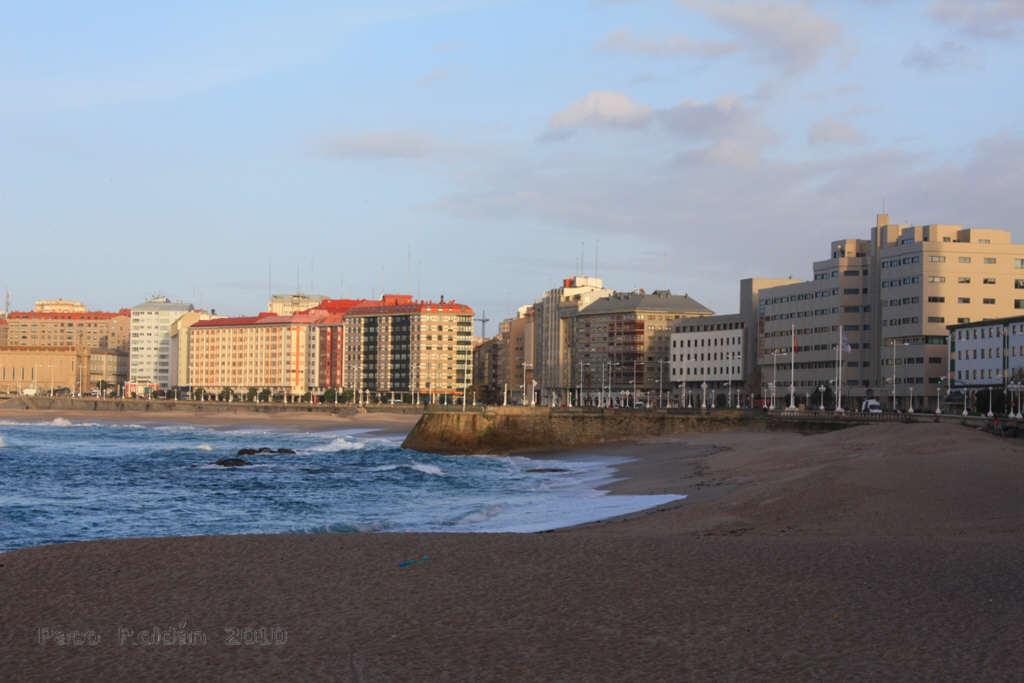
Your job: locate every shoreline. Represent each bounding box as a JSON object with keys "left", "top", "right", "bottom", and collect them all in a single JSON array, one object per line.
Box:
[
  {"left": 3, "top": 422, "right": 1024, "bottom": 679},
  {"left": 0, "top": 406, "right": 421, "bottom": 436}
]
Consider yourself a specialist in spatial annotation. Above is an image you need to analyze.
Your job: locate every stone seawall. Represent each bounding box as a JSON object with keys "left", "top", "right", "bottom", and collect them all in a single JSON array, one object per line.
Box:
[{"left": 401, "top": 407, "right": 856, "bottom": 455}]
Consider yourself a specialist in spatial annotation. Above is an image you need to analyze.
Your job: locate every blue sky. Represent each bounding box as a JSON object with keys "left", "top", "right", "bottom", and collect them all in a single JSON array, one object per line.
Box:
[{"left": 2, "top": 0, "right": 1023, "bottom": 327}]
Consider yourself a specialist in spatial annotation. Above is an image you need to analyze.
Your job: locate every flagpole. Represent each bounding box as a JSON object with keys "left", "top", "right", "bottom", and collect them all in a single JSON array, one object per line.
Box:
[
  {"left": 836, "top": 326, "right": 844, "bottom": 413},
  {"left": 788, "top": 323, "right": 796, "bottom": 410}
]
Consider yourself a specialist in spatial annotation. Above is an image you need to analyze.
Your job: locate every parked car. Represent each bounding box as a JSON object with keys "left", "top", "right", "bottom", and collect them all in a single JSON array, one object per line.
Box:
[{"left": 861, "top": 399, "right": 883, "bottom": 414}]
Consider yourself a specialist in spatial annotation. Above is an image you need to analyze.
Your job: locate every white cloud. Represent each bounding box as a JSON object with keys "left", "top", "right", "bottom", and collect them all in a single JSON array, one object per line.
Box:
[
  {"left": 676, "top": 0, "right": 842, "bottom": 75},
  {"left": 597, "top": 29, "right": 739, "bottom": 58},
  {"left": 544, "top": 91, "right": 653, "bottom": 139},
  {"left": 808, "top": 117, "right": 866, "bottom": 146},
  {"left": 317, "top": 131, "right": 436, "bottom": 159},
  {"left": 930, "top": 0, "right": 1024, "bottom": 39}
]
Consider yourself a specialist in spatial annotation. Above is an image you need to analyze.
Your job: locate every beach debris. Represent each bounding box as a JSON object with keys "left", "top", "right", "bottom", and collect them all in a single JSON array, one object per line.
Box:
[
  {"left": 398, "top": 555, "right": 429, "bottom": 569},
  {"left": 526, "top": 468, "right": 569, "bottom": 473},
  {"left": 215, "top": 458, "right": 252, "bottom": 467}
]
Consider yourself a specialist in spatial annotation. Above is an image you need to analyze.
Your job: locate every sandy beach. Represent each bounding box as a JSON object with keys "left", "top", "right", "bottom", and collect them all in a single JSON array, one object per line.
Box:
[{"left": 3, "top": 422, "right": 1024, "bottom": 680}]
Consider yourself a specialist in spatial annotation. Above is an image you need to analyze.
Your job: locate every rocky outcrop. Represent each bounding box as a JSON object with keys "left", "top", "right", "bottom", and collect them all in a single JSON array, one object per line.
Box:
[{"left": 215, "top": 458, "right": 251, "bottom": 467}]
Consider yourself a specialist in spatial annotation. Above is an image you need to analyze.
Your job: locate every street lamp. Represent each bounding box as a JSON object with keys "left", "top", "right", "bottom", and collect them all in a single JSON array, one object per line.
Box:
[
  {"left": 818, "top": 384, "right": 825, "bottom": 411},
  {"left": 963, "top": 388, "right": 970, "bottom": 417},
  {"left": 987, "top": 386, "right": 994, "bottom": 418},
  {"left": 701, "top": 381, "right": 708, "bottom": 410},
  {"left": 890, "top": 338, "right": 909, "bottom": 412},
  {"left": 908, "top": 386, "right": 914, "bottom": 414},
  {"left": 935, "top": 378, "right": 943, "bottom": 415}
]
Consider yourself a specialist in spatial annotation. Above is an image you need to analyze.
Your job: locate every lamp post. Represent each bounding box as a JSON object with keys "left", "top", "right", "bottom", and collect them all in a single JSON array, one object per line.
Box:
[
  {"left": 701, "top": 381, "right": 708, "bottom": 410},
  {"left": 963, "top": 388, "right": 970, "bottom": 417},
  {"left": 987, "top": 386, "right": 994, "bottom": 418},
  {"left": 818, "top": 384, "right": 825, "bottom": 411},
  {"left": 632, "top": 359, "right": 638, "bottom": 409},
  {"left": 908, "top": 386, "right": 914, "bottom": 414},
  {"left": 658, "top": 359, "right": 665, "bottom": 409},
  {"left": 935, "top": 378, "right": 943, "bottom": 415}
]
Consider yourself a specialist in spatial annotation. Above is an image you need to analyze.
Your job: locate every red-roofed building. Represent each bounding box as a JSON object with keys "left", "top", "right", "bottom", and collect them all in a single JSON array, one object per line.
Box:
[
  {"left": 343, "top": 294, "right": 474, "bottom": 403},
  {"left": 186, "top": 298, "right": 373, "bottom": 396}
]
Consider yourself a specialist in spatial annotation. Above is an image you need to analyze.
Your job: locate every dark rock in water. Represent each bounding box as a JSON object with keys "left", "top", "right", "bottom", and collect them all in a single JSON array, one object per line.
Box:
[
  {"left": 237, "top": 448, "right": 257, "bottom": 456},
  {"left": 216, "top": 458, "right": 251, "bottom": 467},
  {"left": 276, "top": 448, "right": 296, "bottom": 454},
  {"left": 526, "top": 468, "right": 569, "bottom": 473},
  {"left": 257, "top": 447, "right": 275, "bottom": 453}
]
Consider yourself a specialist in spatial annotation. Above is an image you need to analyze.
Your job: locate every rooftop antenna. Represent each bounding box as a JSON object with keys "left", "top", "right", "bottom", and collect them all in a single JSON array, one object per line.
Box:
[
  {"left": 3, "top": 289, "right": 10, "bottom": 316},
  {"left": 475, "top": 310, "right": 491, "bottom": 339}
]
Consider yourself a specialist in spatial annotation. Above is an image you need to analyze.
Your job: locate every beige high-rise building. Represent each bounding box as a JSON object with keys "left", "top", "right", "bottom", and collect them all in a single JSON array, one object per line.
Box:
[
  {"left": 33, "top": 299, "right": 87, "bottom": 313},
  {"left": 343, "top": 295, "right": 473, "bottom": 402},
  {"left": 0, "top": 318, "right": 7, "bottom": 347},
  {"left": 573, "top": 290, "right": 712, "bottom": 406},
  {"left": 268, "top": 293, "right": 327, "bottom": 316},
  {"left": 531, "top": 276, "right": 612, "bottom": 404},
  {"left": 758, "top": 214, "right": 1024, "bottom": 411},
  {"left": 169, "top": 310, "right": 223, "bottom": 388}
]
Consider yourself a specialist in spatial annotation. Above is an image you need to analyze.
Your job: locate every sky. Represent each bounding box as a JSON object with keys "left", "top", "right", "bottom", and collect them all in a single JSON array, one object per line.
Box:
[{"left": 2, "top": 0, "right": 1023, "bottom": 331}]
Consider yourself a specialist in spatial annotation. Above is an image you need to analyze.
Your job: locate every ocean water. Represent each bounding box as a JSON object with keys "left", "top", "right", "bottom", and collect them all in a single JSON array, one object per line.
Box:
[{"left": 0, "top": 420, "right": 682, "bottom": 552}]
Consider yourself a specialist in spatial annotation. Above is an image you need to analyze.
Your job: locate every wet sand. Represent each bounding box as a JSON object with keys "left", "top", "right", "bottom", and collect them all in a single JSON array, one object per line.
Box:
[{"left": 3, "top": 422, "right": 1024, "bottom": 680}]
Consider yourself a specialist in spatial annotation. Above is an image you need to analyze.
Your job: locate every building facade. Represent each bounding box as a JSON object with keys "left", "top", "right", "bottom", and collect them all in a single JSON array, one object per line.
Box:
[
  {"left": 268, "top": 293, "right": 327, "bottom": 316},
  {"left": 4, "top": 310, "right": 130, "bottom": 351},
  {"left": 758, "top": 214, "right": 1024, "bottom": 411},
  {"left": 343, "top": 295, "right": 473, "bottom": 403},
  {"left": 670, "top": 314, "right": 744, "bottom": 407},
  {"left": 531, "top": 276, "right": 612, "bottom": 404},
  {"left": 572, "top": 290, "right": 713, "bottom": 406},
  {"left": 0, "top": 347, "right": 89, "bottom": 395},
  {"left": 128, "top": 297, "right": 195, "bottom": 395},
  {"left": 33, "top": 299, "right": 87, "bottom": 313}
]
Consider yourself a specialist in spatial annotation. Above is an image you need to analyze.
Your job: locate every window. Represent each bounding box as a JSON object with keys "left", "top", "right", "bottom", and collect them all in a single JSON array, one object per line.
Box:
[
  {"left": 1016, "top": 258, "right": 1024, "bottom": 269},
  {"left": 983, "top": 298, "right": 996, "bottom": 305},
  {"left": 929, "top": 255, "right": 946, "bottom": 263},
  {"left": 958, "top": 297, "right": 971, "bottom": 304},
  {"left": 1016, "top": 300, "right": 1024, "bottom": 310},
  {"left": 957, "top": 256, "right": 971, "bottom": 263},
  {"left": 928, "top": 316, "right": 945, "bottom": 323},
  {"left": 929, "top": 276, "right": 946, "bottom": 283},
  {"left": 928, "top": 296, "right": 945, "bottom": 303},
  {"left": 957, "top": 276, "right": 971, "bottom": 284}
]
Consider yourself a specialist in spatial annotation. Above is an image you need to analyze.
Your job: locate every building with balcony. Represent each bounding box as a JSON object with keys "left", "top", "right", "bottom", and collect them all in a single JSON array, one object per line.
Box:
[
  {"left": 127, "top": 297, "right": 195, "bottom": 395},
  {"left": 343, "top": 295, "right": 474, "bottom": 403}
]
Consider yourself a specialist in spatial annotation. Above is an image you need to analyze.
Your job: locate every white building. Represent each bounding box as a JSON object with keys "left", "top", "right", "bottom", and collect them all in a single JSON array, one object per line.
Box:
[
  {"left": 950, "top": 316, "right": 1024, "bottom": 387},
  {"left": 670, "top": 314, "right": 744, "bottom": 407},
  {"left": 128, "top": 296, "right": 195, "bottom": 395}
]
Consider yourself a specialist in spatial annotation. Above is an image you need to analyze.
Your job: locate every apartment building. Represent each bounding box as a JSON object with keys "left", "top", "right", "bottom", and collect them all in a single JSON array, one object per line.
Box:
[
  {"left": 127, "top": 297, "right": 195, "bottom": 395},
  {"left": 310, "top": 299, "right": 370, "bottom": 391},
  {"left": 188, "top": 311, "right": 322, "bottom": 396},
  {"left": 758, "top": 214, "right": 1024, "bottom": 410},
  {"left": 531, "top": 276, "right": 612, "bottom": 404},
  {"left": 343, "top": 295, "right": 474, "bottom": 402},
  {"left": 472, "top": 336, "right": 502, "bottom": 404},
  {"left": 670, "top": 314, "right": 744, "bottom": 406},
  {"left": 0, "top": 318, "right": 7, "bottom": 347},
  {"left": 573, "top": 290, "right": 713, "bottom": 406},
  {"left": 5, "top": 309, "right": 130, "bottom": 351},
  {"left": 168, "top": 310, "right": 223, "bottom": 388}
]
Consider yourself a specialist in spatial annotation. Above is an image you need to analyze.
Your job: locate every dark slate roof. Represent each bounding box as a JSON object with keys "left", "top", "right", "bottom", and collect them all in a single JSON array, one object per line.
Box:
[{"left": 576, "top": 290, "right": 713, "bottom": 317}]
